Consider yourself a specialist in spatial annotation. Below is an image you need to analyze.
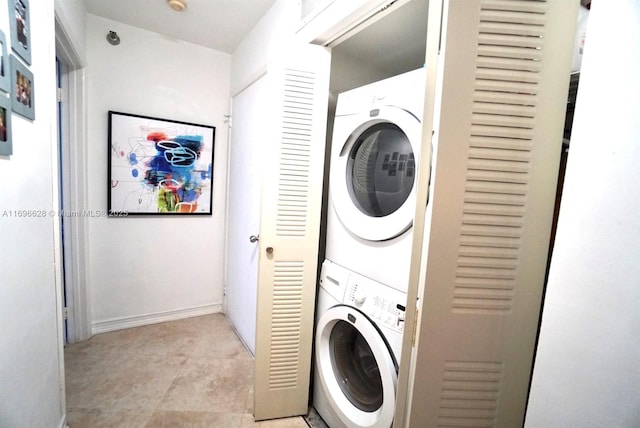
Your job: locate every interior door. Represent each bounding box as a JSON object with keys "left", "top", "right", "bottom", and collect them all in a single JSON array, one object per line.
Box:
[
  {"left": 225, "top": 76, "right": 268, "bottom": 355},
  {"left": 253, "top": 43, "right": 331, "bottom": 420},
  {"left": 396, "top": 0, "right": 580, "bottom": 426}
]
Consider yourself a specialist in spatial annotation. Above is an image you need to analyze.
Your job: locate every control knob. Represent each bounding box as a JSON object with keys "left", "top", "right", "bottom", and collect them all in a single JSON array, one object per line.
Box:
[{"left": 353, "top": 286, "right": 367, "bottom": 306}]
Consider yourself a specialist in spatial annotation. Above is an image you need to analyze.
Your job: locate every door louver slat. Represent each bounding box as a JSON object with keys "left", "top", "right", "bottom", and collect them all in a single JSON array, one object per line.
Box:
[
  {"left": 268, "top": 261, "right": 304, "bottom": 390},
  {"left": 437, "top": 362, "right": 504, "bottom": 427},
  {"left": 453, "top": 0, "right": 547, "bottom": 320},
  {"left": 408, "top": 0, "right": 575, "bottom": 426},
  {"left": 276, "top": 70, "right": 316, "bottom": 237}
]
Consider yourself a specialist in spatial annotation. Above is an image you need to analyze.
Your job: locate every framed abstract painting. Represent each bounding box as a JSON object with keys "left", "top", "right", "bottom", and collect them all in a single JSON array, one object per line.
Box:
[{"left": 108, "top": 111, "right": 216, "bottom": 216}]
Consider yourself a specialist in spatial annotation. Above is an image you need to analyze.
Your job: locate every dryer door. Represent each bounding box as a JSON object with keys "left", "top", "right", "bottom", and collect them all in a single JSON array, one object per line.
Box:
[
  {"left": 315, "top": 305, "right": 397, "bottom": 428},
  {"left": 330, "top": 106, "right": 422, "bottom": 241}
]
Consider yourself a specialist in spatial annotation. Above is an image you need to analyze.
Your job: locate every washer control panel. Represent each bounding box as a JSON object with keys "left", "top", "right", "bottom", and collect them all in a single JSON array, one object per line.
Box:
[{"left": 345, "top": 275, "right": 407, "bottom": 334}]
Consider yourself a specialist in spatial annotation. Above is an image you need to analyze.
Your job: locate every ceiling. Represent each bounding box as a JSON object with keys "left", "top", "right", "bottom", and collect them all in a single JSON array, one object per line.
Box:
[
  {"left": 82, "top": 0, "right": 429, "bottom": 77},
  {"left": 83, "top": 0, "right": 277, "bottom": 53}
]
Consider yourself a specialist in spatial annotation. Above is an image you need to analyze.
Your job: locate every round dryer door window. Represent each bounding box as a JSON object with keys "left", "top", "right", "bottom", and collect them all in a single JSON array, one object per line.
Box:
[
  {"left": 347, "top": 123, "right": 415, "bottom": 218},
  {"left": 330, "top": 106, "right": 423, "bottom": 241},
  {"left": 315, "top": 305, "right": 397, "bottom": 428}
]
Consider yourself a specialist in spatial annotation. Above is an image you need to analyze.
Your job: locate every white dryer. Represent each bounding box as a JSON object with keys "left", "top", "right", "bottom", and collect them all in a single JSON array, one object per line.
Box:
[
  {"left": 326, "top": 68, "right": 429, "bottom": 293},
  {"left": 313, "top": 260, "right": 406, "bottom": 428}
]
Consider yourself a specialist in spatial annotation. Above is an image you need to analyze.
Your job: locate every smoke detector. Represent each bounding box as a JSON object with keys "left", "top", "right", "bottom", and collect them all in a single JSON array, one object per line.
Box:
[{"left": 167, "top": 0, "right": 187, "bottom": 12}]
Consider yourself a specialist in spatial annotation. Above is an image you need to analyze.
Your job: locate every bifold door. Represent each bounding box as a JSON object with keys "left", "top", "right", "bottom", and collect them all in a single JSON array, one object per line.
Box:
[
  {"left": 253, "top": 43, "right": 331, "bottom": 421},
  {"left": 397, "top": 0, "right": 579, "bottom": 427}
]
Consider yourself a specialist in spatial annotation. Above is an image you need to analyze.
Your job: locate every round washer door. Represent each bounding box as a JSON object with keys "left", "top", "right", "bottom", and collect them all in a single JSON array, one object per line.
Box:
[
  {"left": 330, "top": 106, "right": 421, "bottom": 241},
  {"left": 315, "top": 305, "right": 397, "bottom": 428}
]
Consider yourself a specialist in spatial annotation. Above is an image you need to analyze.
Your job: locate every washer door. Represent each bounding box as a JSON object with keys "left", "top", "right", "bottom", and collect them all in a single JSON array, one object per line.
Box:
[
  {"left": 315, "top": 305, "right": 397, "bottom": 428},
  {"left": 330, "top": 106, "right": 421, "bottom": 241}
]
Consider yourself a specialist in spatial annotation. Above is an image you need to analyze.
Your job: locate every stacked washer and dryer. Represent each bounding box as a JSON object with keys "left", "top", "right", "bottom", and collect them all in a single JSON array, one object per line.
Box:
[{"left": 313, "top": 68, "right": 435, "bottom": 428}]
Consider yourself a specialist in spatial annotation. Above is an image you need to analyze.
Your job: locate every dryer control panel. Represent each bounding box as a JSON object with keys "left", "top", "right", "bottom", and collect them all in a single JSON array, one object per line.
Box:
[{"left": 345, "top": 275, "right": 407, "bottom": 334}]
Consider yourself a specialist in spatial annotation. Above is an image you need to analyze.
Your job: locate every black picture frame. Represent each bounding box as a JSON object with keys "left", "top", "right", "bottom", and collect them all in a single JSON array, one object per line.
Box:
[
  {"left": 108, "top": 111, "right": 216, "bottom": 216},
  {"left": 0, "top": 94, "right": 13, "bottom": 156},
  {"left": 0, "top": 29, "right": 10, "bottom": 93},
  {"left": 7, "top": 0, "right": 31, "bottom": 65},
  {"left": 10, "top": 54, "right": 34, "bottom": 120}
]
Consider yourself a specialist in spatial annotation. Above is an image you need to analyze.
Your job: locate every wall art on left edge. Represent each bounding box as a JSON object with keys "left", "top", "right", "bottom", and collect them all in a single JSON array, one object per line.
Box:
[
  {"left": 8, "top": 0, "right": 31, "bottom": 65},
  {"left": 0, "top": 29, "right": 11, "bottom": 94},
  {"left": 108, "top": 111, "right": 216, "bottom": 216},
  {"left": 0, "top": 93, "right": 13, "bottom": 156}
]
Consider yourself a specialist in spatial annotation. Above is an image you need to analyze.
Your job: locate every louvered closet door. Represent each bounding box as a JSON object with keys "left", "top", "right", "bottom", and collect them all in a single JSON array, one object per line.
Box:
[
  {"left": 402, "top": 1, "right": 578, "bottom": 427},
  {"left": 253, "top": 43, "right": 331, "bottom": 421}
]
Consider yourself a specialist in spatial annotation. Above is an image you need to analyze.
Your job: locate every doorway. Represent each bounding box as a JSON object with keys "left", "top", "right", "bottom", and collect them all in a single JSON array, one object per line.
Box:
[{"left": 55, "top": 16, "right": 90, "bottom": 344}]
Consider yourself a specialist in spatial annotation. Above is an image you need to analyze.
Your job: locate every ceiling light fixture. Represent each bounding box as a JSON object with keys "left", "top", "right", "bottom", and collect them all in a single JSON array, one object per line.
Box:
[{"left": 167, "top": 0, "right": 187, "bottom": 12}]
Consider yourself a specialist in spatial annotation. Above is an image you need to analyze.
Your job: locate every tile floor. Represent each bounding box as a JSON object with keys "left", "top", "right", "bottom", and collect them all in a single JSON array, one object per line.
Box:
[{"left": 64, "top": 313, "right": 310, "bottom": 428}]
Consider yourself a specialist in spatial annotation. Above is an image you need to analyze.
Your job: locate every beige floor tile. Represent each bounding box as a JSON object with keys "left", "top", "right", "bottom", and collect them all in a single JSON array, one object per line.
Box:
[
  {"left": 158, "top": 357, "right": 253, "bottom": 413},
  {"left": 145, "top": 410, "right": 244, "bottom": 428},
  {"left": 126, "top": 321, "right": 203, "bottom": 357},
  {"left": 72, "top": 353, "right": 187, "bottom": 410},
  {"left": 65, "top": 347, "right": 121, "bottom": 405},
  {"left": 192, "top": 326, "right": 253, "bottom": 360},
  {"left": 66, "top": 408, "right": 152, "bottom": 428},
  {"left": 240, "top": 414, "right": 309, "bottom": 428},
  {"left": 83, "top": 325, "right": 148, "bottom": 353},
  {"left": 244, "top": 384, "right": 254, "bottom": 414},
  {"left": 65, "top": 313, "right": 278, "bottom": 427}
]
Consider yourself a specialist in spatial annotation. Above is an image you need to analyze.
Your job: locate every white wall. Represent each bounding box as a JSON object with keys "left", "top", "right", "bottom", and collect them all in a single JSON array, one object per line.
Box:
[
  {"left": 526, "top": 2, "right": 640, "bottom": 427},
  {"left": 0, "top": 2, "right": 66, "bottom": 427},
  {"left": 85, "top": 14, "right": 231, "bottom": 331},
  {"left": 230, "top": 0, "right": 296, "bottom": 95}
]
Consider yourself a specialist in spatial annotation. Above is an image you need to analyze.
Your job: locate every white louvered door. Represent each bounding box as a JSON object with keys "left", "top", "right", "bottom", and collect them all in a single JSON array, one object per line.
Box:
[
  {"left": 397, "top": 0, "right": 579, "bottom": 427},
  {"left": 253, "top": 43, "right": 331, "bottom": 421}
]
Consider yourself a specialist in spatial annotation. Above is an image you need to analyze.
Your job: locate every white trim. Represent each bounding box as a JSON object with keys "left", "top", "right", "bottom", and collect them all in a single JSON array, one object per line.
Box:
[
  {"left": 57, "top": 414, "right": 68, "bottom": 428},
  {"left": 92, "top": 303, "right": 223, "bottom": 334},
  {"left": 51, "top": 73, "right": 67, "bottom": 428},
  {"left": 222, "top": 95, "right": 232, "bottom": 315},
  {"left": 296, "top": 0, "right": 411, "bottom": 46},
  {"left": 55, "top": 14, "right": 91, "bottom": 344},
  {"left": 66, "top": 66, "right": 91, "bottom": 342}
]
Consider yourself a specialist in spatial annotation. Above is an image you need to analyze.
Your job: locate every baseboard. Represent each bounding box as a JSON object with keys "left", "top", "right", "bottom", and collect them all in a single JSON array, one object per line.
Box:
[
  {"left": 58, "top": 413, "right": 68, "bottom": 428},
  {"left": 91, "top": 303, "right": 223, "bottom": 335}
]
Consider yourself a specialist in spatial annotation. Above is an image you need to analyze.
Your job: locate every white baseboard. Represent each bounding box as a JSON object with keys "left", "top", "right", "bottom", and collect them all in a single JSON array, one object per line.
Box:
[{"left": 91, "top": 303, "right": 223, "bottom": 335}]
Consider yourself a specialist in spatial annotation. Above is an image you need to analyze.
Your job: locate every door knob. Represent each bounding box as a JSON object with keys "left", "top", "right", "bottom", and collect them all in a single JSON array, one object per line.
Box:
[
  {"left": 249, "top": 235, "right": 259, "bottom": 243},
  {"left": 266, "top": 247, "right": 274, "bottom": 255}
]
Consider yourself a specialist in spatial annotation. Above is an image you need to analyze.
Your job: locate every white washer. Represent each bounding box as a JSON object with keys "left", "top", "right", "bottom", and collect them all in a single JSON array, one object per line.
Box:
[
  {"left": 313, "top": 260, "right": 406, "bottom": 428},
  {"left": 326, "top": 68, "right": 429, "bottom": 293}
]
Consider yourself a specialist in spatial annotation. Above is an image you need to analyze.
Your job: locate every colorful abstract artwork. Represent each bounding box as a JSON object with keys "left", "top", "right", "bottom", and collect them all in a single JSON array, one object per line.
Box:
[{"left": 108, "top": 111, "right": 215, "bottom": 215}]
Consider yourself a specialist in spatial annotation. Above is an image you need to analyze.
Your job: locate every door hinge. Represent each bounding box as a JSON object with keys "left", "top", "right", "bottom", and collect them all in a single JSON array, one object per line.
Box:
[
  {"left": 57, "top": 88, "right": 63, "bottom": 103},
  {"left": 411, "top": 309, "right": 419, "bottom": 347},
  {"left": 63, "top": 307, "right": 69, "bottom": 320},
  {"left": 224, "top": 114, "right": 232, "bottom": 128}
]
